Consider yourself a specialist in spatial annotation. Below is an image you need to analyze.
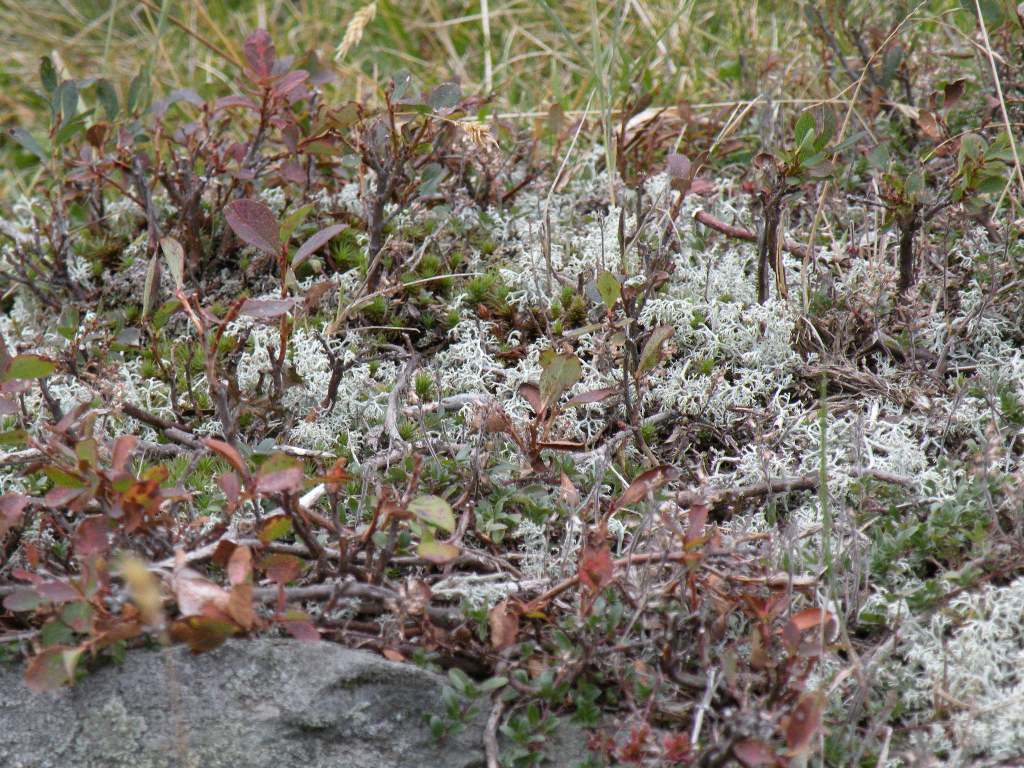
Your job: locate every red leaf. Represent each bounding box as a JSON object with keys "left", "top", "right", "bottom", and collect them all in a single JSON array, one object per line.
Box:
[
  {"left": 292, "top": 224, "right": 345, "bottom": 268},
  {"left": 272, "top": 69, "right": 309, "bottom": 99},
  {"left": 243, "top": 29, "right": 276, "bottom": 80},
  {"left": 214, "top": 95, "right": 260, "bottom": 112},
  {"left": 224, "top": 199, "right": 280, "bottom": 256}
]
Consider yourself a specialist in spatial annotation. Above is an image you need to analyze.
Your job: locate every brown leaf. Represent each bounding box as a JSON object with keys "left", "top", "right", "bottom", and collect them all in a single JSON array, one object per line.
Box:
[
  {"left": 382, "top": 648, "right": 406, "bottom": 662},
  {"left": 916, "top": 109, "right": 943, "bottom": 141},
  {"left": 488, "top": 599, "right": 520, "bottom": 650},
  {"left": 276, "top": 609, "right": 320, "bottom": 641},
  {"left": 255, "top": 466, "right": 305, "bottom": 494},
  {"left": 560, "top": 472, "right": 580, "bottom": 507},
  {"left": 111, "top": 435, "right": 138, "bottom": 473}
]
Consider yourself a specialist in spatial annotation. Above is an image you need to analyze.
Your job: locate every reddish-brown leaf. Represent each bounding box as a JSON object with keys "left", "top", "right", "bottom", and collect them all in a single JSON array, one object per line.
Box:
[
  {"left": 170, "top": 615, "right": 239, "bottom": 653},
  {"left": 24, "top": 646, "right": 82, "bottom": 692},
  {"left": 111, "top": 435, "right": 137, "bottom": 473},
  {"left": 517, "top": 382, "right": 543, "bottom": 414},
  {"left": 73, "top": 515, "right": 110, "bottom": 556},
  {"left": 257, "top": 514, "right": 293, "bottom": 545},
  {"left": 382, "top": 648, "right": 406, "bottom": 662},
  {"left": 227, "top": 583, "right": 256, "bottom": 630},
  {"left": 563, "top": 387, "right": 618, "bottom": 408},
  {"left": 277, "top": 609, "right": 320, "bottom": 641},
  {"left": 579, "top": 539, "right": 614, "bottom": 594},
  {"left": 239, "top": 297, "right": 301, "bottom": 319},
  {"left": 733, "top": 739, "right": 776, "bottom": 767},
  {"left": 243, "top": 29, "right": 276, "bottom": 79},
  {"left": 784, "top": 692, "right": 823, "bottom": 753},
  {"left": 204, "top": 438, "right": 249, "bottom": 479},
  {"left": 224, "top": 199, "right": 280, "bottom": 256},
  {"left": 227, "top": 545, "right": 252, "bottom": 586},
  {"left": 218, "top": 471, "right": 241, "bottom": 505},
  {"left": 685, "top": 502, "right": 708, "bottom": 546},
  {"left": 255, "top": 466, "right": 305, "bottom": 494},
  {"left": 36, "top": 580, "right": 80, "bottom": 604},
  {"left": 258, "top": 553, "right": 305, "bottom": 585},
  {"left": 292, "top": 224, "right": 345, "bottom": 268},
  {"left": 488, "top": 599, "right": 520, "bottom": 650},
  {"left": 613, "top": 465, "right": 677, "bottom": 512},
  {"left": 0, "top": 492, "right": 29, "bottom": 538}
]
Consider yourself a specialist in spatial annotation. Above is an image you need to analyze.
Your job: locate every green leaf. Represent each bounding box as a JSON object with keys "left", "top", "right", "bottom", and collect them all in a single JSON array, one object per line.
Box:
[
  {"left": 408, "top": 495, "right": 455, "bottom": 533},
  {"left": 417, "top": 538, "right": 460, "bottom": 564},
  {"left": 8, "top": 127, "right": 48, "bottom": 162},
  {"left": 95, "top": 78, "right": 119, "bottom": 121},
  {"left": 152, "top": 298, "right": 181, "bottom": 330},
  {"left": 60, "top": 602, "right": 94, "bottom": 633},
  {"left": 636, "top": 326, "right": 674, "bottom": 378},
  {"left": 595, "top": 271, "right": 621, "bottom": 311},
  {"left": 258, "top": 514, "right": 293, "bottom": 544},
  {"left": 3, "top": 589, "right": 42, "bottom": 612},
  {"left": 279, "top": 204, "right": 313, "bottom": 243},
  {"left": 539, "top": 352, "right": 582, "bottom": 410},
  {"left": 3, "top": 354, "right": 56, "bottom": 381},
  {"left": 43, "top": 466, "right": 86, "bottom": 489},
  {"left": 127, "top": 68, "right": 150, "bottom": 114},
  {"left": 141, "top": 253, "right": 159, "bottom": 318},
  {"left": 160, "top": 236, "right": 185, "bottom": 290},
  {"left": 57, "top": 80, "right": 78, "bottom": 122},
  {"left": 0, "top": 429, "right": 27, "bottom": 447},
  {"left": 428, "top": 81, "right": 462, "bottom": 112},
  {"left": 39, "top": 56, "right": 58, "bottom": 95},
  {"left": 24, "top": 646, "right": 83, "bottom": 692},
  {"left": 794, "top": 112, "right": 815, "bottom": 149}
]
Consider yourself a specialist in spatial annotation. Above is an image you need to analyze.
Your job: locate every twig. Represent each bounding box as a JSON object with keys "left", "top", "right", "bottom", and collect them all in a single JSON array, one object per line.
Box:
[
  {"left": 692, "top": 208, "right": 813, "bottom": 260},
  {"left": 484, "top": 697, "right": 505, "bottom": 768}
]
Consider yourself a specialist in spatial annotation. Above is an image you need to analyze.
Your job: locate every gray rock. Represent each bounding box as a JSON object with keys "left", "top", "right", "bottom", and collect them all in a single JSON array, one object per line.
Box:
[{"left": 0, "top": 639, "right": 588, "bottom": 768}]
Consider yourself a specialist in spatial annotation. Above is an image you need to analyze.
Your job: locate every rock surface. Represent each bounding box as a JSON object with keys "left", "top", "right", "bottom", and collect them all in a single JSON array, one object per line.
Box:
[{"left": 0, "top": 639, "right": 588, "bottom": 768}]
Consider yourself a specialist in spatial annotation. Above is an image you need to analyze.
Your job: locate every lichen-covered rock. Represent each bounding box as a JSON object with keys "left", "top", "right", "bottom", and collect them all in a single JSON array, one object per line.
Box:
[{"left": 0, "top": 639, "right": 588, "bottom": 768}]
